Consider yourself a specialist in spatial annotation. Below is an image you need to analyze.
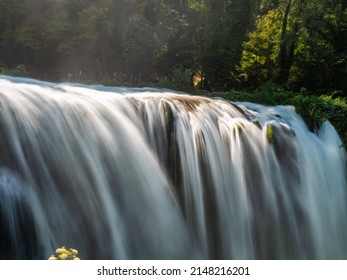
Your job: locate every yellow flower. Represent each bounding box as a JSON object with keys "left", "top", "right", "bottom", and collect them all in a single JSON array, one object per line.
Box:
[
  {"left": 59, "top": 253, "right": 69, "bottom": 260},
  {"left": 48, "top": 255, "right": 58, "bottom": 260},
  {"left": 70, "top": 249, "right": 78, "bottom": 255},
  {"left": 50, "top": 246, "right": 81, "bottom": 260},
  {"left": 55, "top": 247, "right": 67, "bottom": 254}
]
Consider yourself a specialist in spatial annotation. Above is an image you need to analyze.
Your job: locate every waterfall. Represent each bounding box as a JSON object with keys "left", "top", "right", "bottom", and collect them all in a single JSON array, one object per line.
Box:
[{"left": 0, "top": 75, "right": 346, "bottom": 260}]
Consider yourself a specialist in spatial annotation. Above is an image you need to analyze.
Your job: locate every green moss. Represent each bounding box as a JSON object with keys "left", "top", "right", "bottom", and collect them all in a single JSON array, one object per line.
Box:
[
  {"left": 232, "top": 124, "right": 243, "bottom": 137},
  {"left": 252, "top": 120, "right": 262, "bottom": 129},
  {"left": 266, "top": 125, "right": 274, "bottom": 144}
]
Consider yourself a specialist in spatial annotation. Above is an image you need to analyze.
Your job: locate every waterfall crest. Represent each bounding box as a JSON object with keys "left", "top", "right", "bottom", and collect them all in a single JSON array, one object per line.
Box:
[{"left": 0, "top": 75, "right": 346, "bottom": 259}]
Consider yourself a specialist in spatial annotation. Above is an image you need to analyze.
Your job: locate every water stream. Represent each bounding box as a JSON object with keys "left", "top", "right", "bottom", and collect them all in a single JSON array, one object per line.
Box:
[{"left": 0, "top": 75, "right": 346, "bottom": 259}]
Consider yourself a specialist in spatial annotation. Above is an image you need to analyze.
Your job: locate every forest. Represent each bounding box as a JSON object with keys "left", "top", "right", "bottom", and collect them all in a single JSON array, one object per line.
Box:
[
  {"left": 1, "top": 0, "right": 347, "bottom": 263},
  {"left": 0, "top": 0, "right": 346, "bottom": 94}
]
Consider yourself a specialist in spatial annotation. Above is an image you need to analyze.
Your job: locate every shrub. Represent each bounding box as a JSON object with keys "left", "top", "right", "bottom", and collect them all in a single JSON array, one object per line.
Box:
[
  {"left": 1, "top": 65, "right": 28, "bottom": 76},
  {"left": 158, "top": 66, "right": 196, "bottom": 93},
  {"left": 48, "top": 247, "right": 80, "bottom": 260},
  {"left": 211, "top": 87, "right": 347, "bottom": 147}
]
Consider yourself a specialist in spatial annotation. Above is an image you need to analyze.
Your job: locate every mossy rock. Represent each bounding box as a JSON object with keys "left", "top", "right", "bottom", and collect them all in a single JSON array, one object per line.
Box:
[
  {"left": 252, "top": 120, "right": 262, "bottom": 130},
  {"left": 232, "top": 123, "right": 244, "bottom": 137},
  {"left": 266, "top": 125, "right": 274, "bottom": 144}
]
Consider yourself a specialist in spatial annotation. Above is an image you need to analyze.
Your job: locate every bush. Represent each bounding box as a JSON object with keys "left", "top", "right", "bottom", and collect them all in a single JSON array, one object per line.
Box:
[
  {"left": 1, "top": 64, "right": 28, "bottom": 76},
  {"left": 158, "top": 66, "right": 196, "bottom": 93},
  {"left": 48, "top": 247, "right": 80, "bottom": 260},
  {"left": 211, "top": 86, "right": 347, "bottom": 147}
]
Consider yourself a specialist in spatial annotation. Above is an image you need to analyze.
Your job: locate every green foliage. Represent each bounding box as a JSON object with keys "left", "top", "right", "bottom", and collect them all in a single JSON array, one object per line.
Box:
[
  {"left": 240, "top": 0, "right": 346, "bottom": 94},
  {"left": 48, "top": 246, "right": 80, "bottom": 260},
  {"left": 158, "top": 66, "right": 195, "bottom": 93},
  {"left": 0, "top": 64, "right": 28, "bottom": 76},
  {"left": 240, "top": 9, "right": 282, "bottom": 86},
  {"left": 290, "top": 0, "right": 347, "bottom": 93},
  {"left": 201, "top": 0, "right": 254, "bottom": 90},
  {"left": 0, "top": 0, "right": 345, "bottom": 94},
  {"left": 212, "top": 85, "right": 347, "bottom": 146}
]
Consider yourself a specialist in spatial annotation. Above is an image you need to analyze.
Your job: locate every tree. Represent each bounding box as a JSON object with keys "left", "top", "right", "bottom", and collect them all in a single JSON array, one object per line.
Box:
[
  {"left": 154, "top": 4, "right": 201, "bottom": 78},
  {"left": 291, "top": 0, "right": 347, "bottom": 93},
  {"left": 277, "top": 0, "right": 305, "bottom": 84},
  {"left": 0, "top": 0, "right": 344, "bottom": 94},
  {"left": 200, "top": 0, "right": 253, "bottom": 90},
  {"left": 241, "top": 0, "right": 346, "bottom": 93},
  {"left": 240, "top": 8, "right": 282, "bottom": 86}
]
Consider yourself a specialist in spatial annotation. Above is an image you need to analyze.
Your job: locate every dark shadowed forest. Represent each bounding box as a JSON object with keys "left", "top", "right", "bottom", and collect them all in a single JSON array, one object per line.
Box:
[{"left": 0, "top": 0, "right": 346, "bottom": 94}]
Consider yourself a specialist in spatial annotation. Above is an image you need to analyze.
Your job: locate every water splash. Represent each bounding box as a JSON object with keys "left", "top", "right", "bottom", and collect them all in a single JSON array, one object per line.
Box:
[{"left": 0, "top": 75, "right": 346, "bottom": 259}]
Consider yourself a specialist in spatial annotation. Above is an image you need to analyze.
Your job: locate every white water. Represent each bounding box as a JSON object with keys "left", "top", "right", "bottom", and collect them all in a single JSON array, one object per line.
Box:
[{"left": 0, "top": 75, "right": 346, "bottom": 259}]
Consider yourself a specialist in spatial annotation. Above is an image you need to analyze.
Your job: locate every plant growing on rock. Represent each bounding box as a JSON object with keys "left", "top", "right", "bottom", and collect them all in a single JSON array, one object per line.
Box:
[{"left": 48, "top": 247, "right": 80, "bottom": 260}]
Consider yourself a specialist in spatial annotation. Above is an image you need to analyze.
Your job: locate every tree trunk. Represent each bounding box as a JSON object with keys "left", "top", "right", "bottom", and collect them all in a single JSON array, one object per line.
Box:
[
  {"left": 277, "top": 0, "right": 292, "bottom": 84},
  {"left": 278, "top": 0, "right": 305, "bottom": 85}
]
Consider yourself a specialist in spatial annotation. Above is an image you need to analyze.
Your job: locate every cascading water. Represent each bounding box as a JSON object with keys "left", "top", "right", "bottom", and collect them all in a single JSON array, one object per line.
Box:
[{"left": 0, "top": 75, "right": 346, "bottom": 260}]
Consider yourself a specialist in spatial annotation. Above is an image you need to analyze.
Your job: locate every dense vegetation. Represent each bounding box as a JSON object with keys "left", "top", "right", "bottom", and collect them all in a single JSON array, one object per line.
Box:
[
  {"left": 0, "top": 0, "right": 346, "bottom": 143},
  {"left": 212, "top": 83, "right": 347, "bottom": 146},
  {"left": 0, "top": 0, "right": 346, "bottom": 94}
]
